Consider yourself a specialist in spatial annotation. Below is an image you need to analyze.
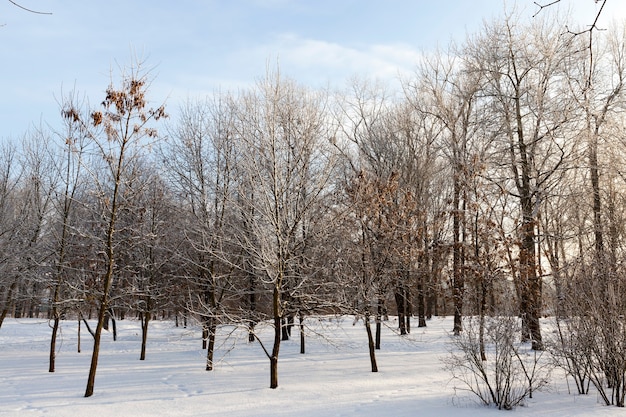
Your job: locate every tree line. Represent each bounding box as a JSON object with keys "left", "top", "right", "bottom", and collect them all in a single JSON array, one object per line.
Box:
[{"left": 1, "top": 12, "right": 626, "bottom": 405}]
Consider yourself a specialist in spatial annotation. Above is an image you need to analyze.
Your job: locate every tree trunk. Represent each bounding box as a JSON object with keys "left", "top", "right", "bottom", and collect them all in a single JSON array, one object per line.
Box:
[
  {"left": 299, "top": 315, "right": 305, "bottom": 354},
  {"left": 270, "top": 285, "right": 281, "bottom": 389},
  {"left": 81, "top": 315, "right": 95, "bottom": 339},
  {"left": 140, "top": 309, "right": 150, "bottom": 361},
  {"left": 417, "top": 276, "right": 427, "bottom": 328},
  {"left": 84, "top": 291, "right": 110, "bottom": 397},
  {"left": 202, "top": 322, "right": 208, "bottom": 350},
  {"left": 206, "top": 318, "right": 216, "bottom": 371},
  {"left": 452, "top": 172, "right": 464, "bottom": 335},
  {"left": 479, "top": 279, "right": 487, "bottom": 361},
  {"left": 248, "top": 270, "right": 256, "bottom": 343},
  {"left": 364, "top": 314, "right": 378, "bottom": 372},
  {"left": 281, "top": 317, "right": 290, "bottom": 341},
  {"left": 109, "top": 308, "right": 117, "bottom": 342},
  {"left": 49, "top": 316, "right": 60, "bottom": 372},
  {"left": 375, "top": 298, "right": 383, "bottom": 350},
  {"left": 395, "top": 288, "right": 407, "bottom": 335}
]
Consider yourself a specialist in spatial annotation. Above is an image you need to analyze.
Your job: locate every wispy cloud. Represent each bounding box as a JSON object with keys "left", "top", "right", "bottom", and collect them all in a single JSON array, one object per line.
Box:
[{"left": 230, "top": 33, "right": 422, "bottom": 89}]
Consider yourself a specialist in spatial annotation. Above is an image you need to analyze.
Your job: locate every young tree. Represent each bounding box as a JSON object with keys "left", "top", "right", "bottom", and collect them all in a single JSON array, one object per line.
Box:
[
  {"left": 232, "top": 68, "right": 334, "bottom": 388},
  {"left": 63, "top": 62, "right": 167, "bottom": 397},
  {"left": 47, "top": 93, "right": 89, "bottom": 372},
  {"left": 162, "top": 95, "right": 239, "bottom": 370}
]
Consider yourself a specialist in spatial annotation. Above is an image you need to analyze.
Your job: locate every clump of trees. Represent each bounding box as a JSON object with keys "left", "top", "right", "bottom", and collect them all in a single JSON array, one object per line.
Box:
[{"left": 1, "top": 7, "right": 626, "bottom": 409}]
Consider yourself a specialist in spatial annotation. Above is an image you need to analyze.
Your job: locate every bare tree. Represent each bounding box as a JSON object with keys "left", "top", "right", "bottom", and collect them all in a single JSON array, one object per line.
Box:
[
  {"left": 46, "top": 91, "right": 91, "bottom": 372},
  {"left": 0, "top": 142, "right": 24, "bottom": 328},
  {"left": 232, "top": 68, "right": 335, "bottom": 388},
  {"left": 162, "top": 95, "right": 240, "bottom": 370},
  {"left": 62, "top": 61, "right": 167, "bottom": 397},
  {"left": 465, "top": 15, "right": 576, "bottom": 350},
  {"left": 405, "top": 47, "right": 485, "bottom": 335}
]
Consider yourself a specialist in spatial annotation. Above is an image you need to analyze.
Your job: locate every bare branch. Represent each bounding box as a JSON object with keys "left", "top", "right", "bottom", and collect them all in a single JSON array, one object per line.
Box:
[
  {"left": 8, "top": 0, "right": 52, "bottom": 15},
  {"left": 533, "top": 0, "right": 561, "bottom": 18}
]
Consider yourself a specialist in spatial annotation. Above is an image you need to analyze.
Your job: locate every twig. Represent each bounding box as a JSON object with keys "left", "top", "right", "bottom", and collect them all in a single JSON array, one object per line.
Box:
[{"left": 8, "top": 0, "right": 52, "bottom": 15}]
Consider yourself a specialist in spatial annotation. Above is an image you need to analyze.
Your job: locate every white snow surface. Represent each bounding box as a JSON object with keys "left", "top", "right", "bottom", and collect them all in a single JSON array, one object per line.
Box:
[{"left": 0, "top": 316, "right": 622, "bottom": 417}]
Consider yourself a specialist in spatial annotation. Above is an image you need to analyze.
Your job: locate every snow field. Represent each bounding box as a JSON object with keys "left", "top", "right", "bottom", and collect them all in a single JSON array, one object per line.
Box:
[{"left": 0, "top": 316, "right": 623, "bottom": 417}]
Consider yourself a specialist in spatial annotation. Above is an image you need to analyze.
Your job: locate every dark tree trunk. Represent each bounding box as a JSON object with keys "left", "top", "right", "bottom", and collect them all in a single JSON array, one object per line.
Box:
[
  {"left": 85, "top": 292, "right": 110, "bottom": 397},
  {"left": 406, "top": 300, "right": 411, "bottom": 334},
  {"left": 202, "top": 322, "right": 208, "bottom": 350},
  {"left": 396, "top": 282, "right": 411, "bottom": 334},
  {"left": 364, "top": 314, "right": 378, "bottom": 372},
  {"left": 519, "top": 211, "right": 542, "bottom": 350},
  {"left": 49, "top": 316, "right": 60, "bottom": 372},
  {"left": 81, "top": 315, "right": 95, "bottom": 339},
  {"left": 287, "top": 316, "right": 294, "bottom": 337},
  {"left": 77, "top": 318, "right": 81, "bottom": 353},
  {"left": 270, "top": 285, "right": 281, "bottom": 389},
  {"left": 248, "top": 271, "right": 256, "bottom": 343},
  {"left": 395, "top": 288, "right": 407, "bottom": 335},
  {"left": 206, "top": 318, "right": 216, "bottom": 371},
  {"left": 248, "top": 322, "right": 256, "bottom": 343},
  {"left": 512, "top": 88, "right": 542, "bottom": 351},
  {"left": 375, "top": 298, "right": 383, "bottom": 350},
  {"left": 452, "top": 175, "right": 465, "bottom": 335},
  {"left": 109, "top": 308, "right": 117, "bottom": 342},
  {"left": 479, "top": 279, "right": 487, "bottom": 361},
  {"left": 417, "top": 277, "right": 427, "bottom": 328},
  {"left": 140, "top": 303, "right": 151, "bottom": 361},
  {"left": 299, "top": 315, "right": 305, "bottom": 354},
  {"left": 281, "top": 317, "right": 291, "bottom": 341}
]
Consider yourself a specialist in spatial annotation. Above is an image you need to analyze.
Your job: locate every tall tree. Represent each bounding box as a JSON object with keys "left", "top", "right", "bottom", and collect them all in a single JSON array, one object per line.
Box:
[
  {"left": 48, "top": 96, "right": 88, "bottom": 372},
  {"left": 63, "top": 62, "right": 167, "bottom": 397},
  {"left": 162, "top": 95, "right": 239, "bottom": 370},
  {"left": 466, "top": 15, "right": 575, "bottom": 349},
  {"left": 233, "top": 68, "right": 334, "bottom": 388},
  {"left": 406, "top": 49, "right": 483, "bottom": 335}
]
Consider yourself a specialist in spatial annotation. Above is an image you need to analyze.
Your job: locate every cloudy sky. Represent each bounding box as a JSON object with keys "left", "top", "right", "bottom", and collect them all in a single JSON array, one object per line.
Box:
[{"left": 1, "top": 0, "right": 624, "bottom": 138}]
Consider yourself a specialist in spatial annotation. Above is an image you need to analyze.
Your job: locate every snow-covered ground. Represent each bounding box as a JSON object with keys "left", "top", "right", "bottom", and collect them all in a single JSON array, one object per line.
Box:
[{"left": 0, "top": 316, "right": 622, "bottom": 417}]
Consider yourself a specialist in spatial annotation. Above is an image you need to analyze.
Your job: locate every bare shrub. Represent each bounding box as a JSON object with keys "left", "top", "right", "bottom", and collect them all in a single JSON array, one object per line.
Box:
[{"left": 446, "top": 316, "right": 551, "bottom": 410}]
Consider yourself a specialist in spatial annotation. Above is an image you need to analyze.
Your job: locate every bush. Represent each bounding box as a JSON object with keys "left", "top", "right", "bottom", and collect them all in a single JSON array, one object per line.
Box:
[{"left": 445, "top": 316, "right": 551, "bottom": 410}]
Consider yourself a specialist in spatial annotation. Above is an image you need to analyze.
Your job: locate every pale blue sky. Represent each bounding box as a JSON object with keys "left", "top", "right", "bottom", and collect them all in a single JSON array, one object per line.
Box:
[{"left": 1, "top": 0, "right": 623, "bottom": 138}]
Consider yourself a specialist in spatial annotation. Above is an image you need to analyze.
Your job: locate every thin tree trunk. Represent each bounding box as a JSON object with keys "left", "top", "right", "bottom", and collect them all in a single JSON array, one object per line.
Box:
[
  {"left": 479, "top": 279, "right": 487, "bottom": 361},
  {"left": 375, "top": 298, "right": 383, "bottom": 350},
  {"left": 49, "top": 316, "right": 60, "bottom": 372},
  {"left": 395, "top": 288, "right": 407, "bottom": 335},
  {"left": 452, "top": 172, "right": 464, "bottom": 335},
  {"left": 109, "top": 308, "right": 117, "bottom": 342},
  {"left": 270, "top": 285, "right": 281, "bottom": 389},
  {"left": 206, "top": 318, "right": 216, "bottom": 371},
  {"left": 140, "top": 304, "right": 151, "bottom": 361},
  {"left": 299, "top": 315, "right": 305, "bottom": 354},
  {"left": 84, "top": 291, "right": 110, "bottom": 397},
  {"left": 281, "top": 317, "right": 290, "bottom": 341},
  {"left": 202, "top": 322, "right": 208, "bottom": 350},
  {"left": 248, "top": 270, "right": 256, "bottom": 343},
  {"left": 364, "top": 314, "right": 378, "bottom": 372},
  {"left": 81, "top": 315, "right": 95, "bottom": 339},
  {"left": 417, "top": 276, "right": 427, "bottom": 328}
]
